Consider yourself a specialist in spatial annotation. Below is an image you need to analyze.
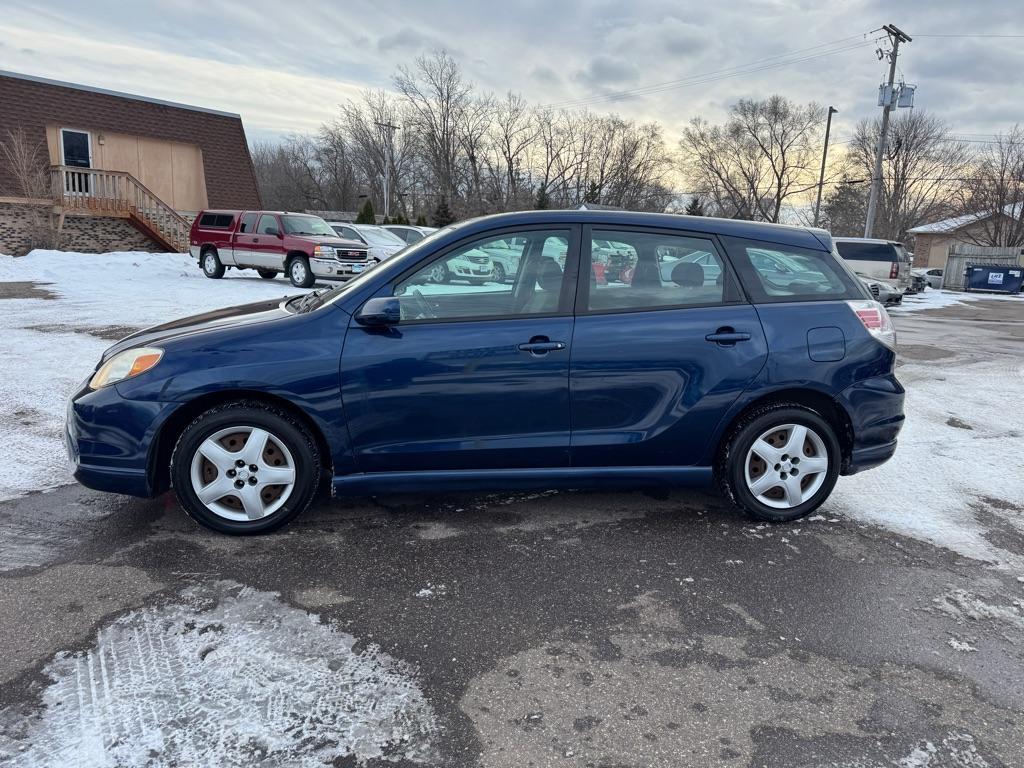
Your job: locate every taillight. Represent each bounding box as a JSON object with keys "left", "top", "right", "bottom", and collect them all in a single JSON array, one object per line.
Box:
[
  {"left": 846, "top": 300, "right": 897, "bottom": 350},
  {"left": 889, "top": 262, "right": 899, "bottom": 280}
]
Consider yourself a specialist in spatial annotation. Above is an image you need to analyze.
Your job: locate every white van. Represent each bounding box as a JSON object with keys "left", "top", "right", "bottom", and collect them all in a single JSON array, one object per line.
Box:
[{"left": 833, "top": 238, "right": 913, "bottom": 293}]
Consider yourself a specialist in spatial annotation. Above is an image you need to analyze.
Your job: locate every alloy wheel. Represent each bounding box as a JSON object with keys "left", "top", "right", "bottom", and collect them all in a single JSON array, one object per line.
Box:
[
  {"left": 291, "top": 261, "right": 307, "bottom": 283},
  {"left": 743, "top": 423, "right": 829, "bottom": 509},
  {"left": 189, "top": 426, "right": 297, "bottom": 521}
]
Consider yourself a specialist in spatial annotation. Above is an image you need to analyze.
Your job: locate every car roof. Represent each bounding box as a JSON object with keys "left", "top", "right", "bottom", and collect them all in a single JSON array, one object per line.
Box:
[
  {"left": 442, "top": 210, "right": 830, "bottom": 251},
  {"left": 833, "top": 236, "right": 903, "bottom": 245}
]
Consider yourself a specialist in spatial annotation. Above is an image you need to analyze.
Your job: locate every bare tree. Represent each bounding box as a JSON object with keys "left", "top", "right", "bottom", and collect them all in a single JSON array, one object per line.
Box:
[
  {"left": 955, "top": 125, "right": 1024, "bottom": 246},
  {"left": 847, "top": 111, "right": 971, "bottom": 240},
  {"left": 0, "top": 128, "right": 58, "bottom": 252},
  {"left": 680, "top": 96, "right": 825, "bottom": 222},
  {"left": 394, "top": 51, "right": 473, "bottom": 207},
  {"left": 486, "top": 92, "right": 537, "bottom": 210}
]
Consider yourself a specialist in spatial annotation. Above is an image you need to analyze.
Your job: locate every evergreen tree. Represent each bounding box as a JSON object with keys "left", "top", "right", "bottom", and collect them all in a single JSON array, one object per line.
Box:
[
  {"left": 821, "top": 179, "right": 868, "bottom": 237},
  {"left": 415, "top": 214, "right": 428, "bottom": 227},
  {"left": 355, "top": 199, "right": 376, "bottom": 224},
  {"left": 432, "top": 197, "right": 455, "bottom": 227},
  {"left": 535, "top": 185, "right": 550, "bottom": 210},
  {"left": 684, "top": 196, "right": 706, "bottom": 216},
  {"left": 584, "top": 181, "right": 601, "bottom": 204}
]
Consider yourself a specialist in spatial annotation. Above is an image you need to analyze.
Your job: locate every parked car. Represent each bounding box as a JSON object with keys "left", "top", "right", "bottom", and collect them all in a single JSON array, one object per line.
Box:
[
  {"left": 857, "top": 274, "right": 903, "bottom": 306},
  {"left": 189, "top": 210, "right": 370, "bottom": 288},
  {"left": 328, "top": 223, "right": 407, "bottom": 262},
  {"left": 659, "top": 249, "right": 722, "bottom": 285},
  {"left": 417, "top": 248, "right": 494, "bottom": 285},
  {"left": 833, "top": 237, "right": 913, "bottom": 293},
  {"left": 914, "top": 267, "right": 944, "bottom": 289},
  {"left": 68, "top": 210, "right": 903, "bottom": 534},
  {"left": 383, "top": 225, "right": 438, "bottom": 245}
]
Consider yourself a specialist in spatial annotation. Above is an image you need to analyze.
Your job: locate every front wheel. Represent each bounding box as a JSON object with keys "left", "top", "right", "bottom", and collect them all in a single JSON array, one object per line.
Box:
[
  {"left": 257, "top": 269, "right": 278, "bottom": 280},
  {"left": 288, "top": 256, "right": 315, "bottom": 288},
  {"left": 492, "top": 262, "right": 507, "bottom": 283},
  {"left": 170, "top": 402, "right": 321, "bottom": 534},
  {"left": 717, "top": 404, "right": 840, "bottom": 523},
  {"left": 201, "top": 249, "right": 225, "bottom": 279}
]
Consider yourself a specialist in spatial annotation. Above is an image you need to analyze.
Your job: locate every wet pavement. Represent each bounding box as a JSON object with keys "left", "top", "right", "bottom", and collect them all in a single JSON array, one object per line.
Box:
[{"left": 1, "top": 295, "right": 1023, "bottom": 767}]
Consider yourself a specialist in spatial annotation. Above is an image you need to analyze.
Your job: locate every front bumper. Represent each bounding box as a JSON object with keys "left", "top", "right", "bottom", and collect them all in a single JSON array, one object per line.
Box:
[
  {"left": 311, "top": 258, "right": 370, "bottom": 281},
  {"left": 66, "top": 382, "right": 176, "bottom": 498},
  {"left": 837, "top": 373, "right": 905, "bottom": 475}
]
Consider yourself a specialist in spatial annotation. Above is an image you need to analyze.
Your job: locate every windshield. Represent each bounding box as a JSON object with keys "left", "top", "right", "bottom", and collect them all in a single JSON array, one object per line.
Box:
[
  {"left": 356, "top": 226, "right": 407, "bottom": 246},
  {"left": 281, "top": 215, "right": 337, "bottom": 236}
]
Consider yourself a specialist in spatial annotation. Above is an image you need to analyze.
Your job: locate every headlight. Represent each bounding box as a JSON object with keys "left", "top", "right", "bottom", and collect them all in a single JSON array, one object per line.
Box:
[
  {"left": 313, "top": 245, "right": 337, "bottom": 259},
  {"left": 90, "top": 347, "right": 163, "bottom": 389}
]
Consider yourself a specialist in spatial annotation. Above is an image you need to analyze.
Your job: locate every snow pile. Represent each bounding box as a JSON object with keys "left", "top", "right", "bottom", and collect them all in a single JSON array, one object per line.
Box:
[
  {"left": 0, "top": 581, "right": 438, "bottom": 766},
  {"left": 0, "top": 251, "right": 302, "bottom": 501},
  {"left": 891, "top": 288, "right": 1022, "bottom": 314},
  {"left": 828, "top": 357, "right": 1024, "bottom": 569}
]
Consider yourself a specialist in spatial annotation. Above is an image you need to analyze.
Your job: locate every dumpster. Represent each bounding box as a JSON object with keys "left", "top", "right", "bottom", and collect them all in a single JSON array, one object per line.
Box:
[{"left": 965, "top": 264, "right": 1024, "bottom": 294}]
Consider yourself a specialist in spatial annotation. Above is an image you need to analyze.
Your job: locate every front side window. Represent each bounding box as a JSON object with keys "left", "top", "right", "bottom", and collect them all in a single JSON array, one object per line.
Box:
[
  {"left": 586, "top": 230, "right": 729, "bottom": 312},
  {"left": 727, "top": 237, "right": 865, "bottom": 302},
  {"left": 391, "top": 229, "right": 572, "bottom": 321},
  {"left": 338, "top": 226, "right": 364, "bottom": 243},
  {"left": 256, "top": 214, "right": 279, "bottom": 235}
]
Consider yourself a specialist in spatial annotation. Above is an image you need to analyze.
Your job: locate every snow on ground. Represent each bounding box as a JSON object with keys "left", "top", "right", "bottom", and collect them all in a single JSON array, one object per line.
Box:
[
  {"left": 890, "top": 287, "right": 1022, "bottom": 314},
  {"left": 0, "top": 250, "right": 304, "bottom": 502},
  {"left": 0, "top": 581, "right": 438, "bottom": 766},
  {"left": 828, "top": 354, "right": 1024, "bottom": 569}
]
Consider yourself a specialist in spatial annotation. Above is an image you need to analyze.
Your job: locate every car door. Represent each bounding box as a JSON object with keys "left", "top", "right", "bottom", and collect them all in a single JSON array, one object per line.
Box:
[
  {"left": 569, "top": 226, "right": 768, "bottom": 467},
  {"left": 341, "top": 226, "right": 580, "bottom": 472},
  {"left": 251, "top": 213, "right": 283, "bottom": 268},
  {"left": 231, "top": 212, "right": 258, "bottom": 266}
]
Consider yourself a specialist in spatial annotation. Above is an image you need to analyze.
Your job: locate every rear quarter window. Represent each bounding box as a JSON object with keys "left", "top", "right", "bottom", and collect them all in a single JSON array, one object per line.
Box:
[
  {"left": 835, "top": 241, "right": 899, "bottom": 262},
  {"left": 724, "top": 237, "right": 867, "bottom": 303},
  {"left": 198, "top": 213, "right": 235, "bottom": 229}
]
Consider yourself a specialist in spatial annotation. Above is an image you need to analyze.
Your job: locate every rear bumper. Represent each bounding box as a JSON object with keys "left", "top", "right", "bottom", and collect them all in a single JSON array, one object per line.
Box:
[{"left": 837, "top": 373, "right": 905, "bottom": 475}]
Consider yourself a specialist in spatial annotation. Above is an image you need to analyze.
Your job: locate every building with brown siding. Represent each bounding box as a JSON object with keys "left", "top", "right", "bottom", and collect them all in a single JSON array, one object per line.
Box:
[{"left": 0, "top": 70, "right": 261, "bottom": 255}]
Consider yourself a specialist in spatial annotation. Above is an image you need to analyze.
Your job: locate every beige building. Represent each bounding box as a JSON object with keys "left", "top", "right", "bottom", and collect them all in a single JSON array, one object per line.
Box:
[{"left": 908, "top": 203, "right": 1023, "bottom": 268}]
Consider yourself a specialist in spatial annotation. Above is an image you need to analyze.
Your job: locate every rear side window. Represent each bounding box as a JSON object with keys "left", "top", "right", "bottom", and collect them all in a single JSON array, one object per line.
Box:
[
  {"left": 584, "top": 230, "right": 736, "bottom": 313},
  {"left": 238, "top": 213, "right": 258, "bottom": 233},
  {"left": 198, "top": 213, "right": 235, "bottom": 229},
  {"left": 835, "top": 241, "right": 899, "bottom": 262},
  {"left": 725, "top": 237, "right": 865, "bottom": 303}
]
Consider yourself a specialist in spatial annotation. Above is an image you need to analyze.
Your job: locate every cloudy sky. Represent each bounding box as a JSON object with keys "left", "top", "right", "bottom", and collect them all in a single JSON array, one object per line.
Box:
[{"left": 1, "top": 0, "right": 1021, "bottom": 145}]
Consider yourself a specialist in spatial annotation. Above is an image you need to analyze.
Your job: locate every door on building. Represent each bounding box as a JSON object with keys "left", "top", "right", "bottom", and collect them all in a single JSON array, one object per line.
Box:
[{"left": 60, "top": 129, "right": 92, "bottom": 195}]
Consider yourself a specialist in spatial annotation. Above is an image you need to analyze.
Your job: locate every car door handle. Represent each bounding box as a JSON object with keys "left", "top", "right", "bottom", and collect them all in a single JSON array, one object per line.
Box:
[
  {"left": 518, "top": 341, "right": 566, "bottom": 354},
  {"left": 705, "top": 330, "right": 752, "bottom": 344}
]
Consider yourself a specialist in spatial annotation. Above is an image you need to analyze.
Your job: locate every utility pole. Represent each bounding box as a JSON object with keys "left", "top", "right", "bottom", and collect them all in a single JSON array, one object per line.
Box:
[
  {"left": 374, "top": 121, "right": 400, "bottom": 220},
  {"left": 813, "top": 106, "right": 838, "bottom": 228},
  {"left": 864, "top": 24, "right": 911, "bottom": 238}
]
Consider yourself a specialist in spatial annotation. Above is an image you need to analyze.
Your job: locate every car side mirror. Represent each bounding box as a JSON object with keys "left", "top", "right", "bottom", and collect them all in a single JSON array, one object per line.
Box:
[{"left": 356, "top": 297, "right": 401, "bottom": 326}]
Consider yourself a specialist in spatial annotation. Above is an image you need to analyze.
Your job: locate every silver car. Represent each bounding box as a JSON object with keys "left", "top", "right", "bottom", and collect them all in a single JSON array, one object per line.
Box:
[{"left": 858, "top": 274, "right": 903, "bottom": 306}]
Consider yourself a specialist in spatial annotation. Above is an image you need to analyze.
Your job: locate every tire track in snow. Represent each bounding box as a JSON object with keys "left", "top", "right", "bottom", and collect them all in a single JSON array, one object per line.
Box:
[{"left": 0, "top": 581, "right": 438, "bottom": 766}]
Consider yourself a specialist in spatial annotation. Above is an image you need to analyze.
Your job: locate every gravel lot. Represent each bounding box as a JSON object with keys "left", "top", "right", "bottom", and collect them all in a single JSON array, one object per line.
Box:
[{"left": 1, "top": 254, "right": 1023, "bottom": 766}]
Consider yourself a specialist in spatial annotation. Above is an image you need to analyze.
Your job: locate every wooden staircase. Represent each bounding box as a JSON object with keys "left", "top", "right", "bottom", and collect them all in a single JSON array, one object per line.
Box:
[{"left": 50, "top": 166, "right": 191, "bottom": 253}]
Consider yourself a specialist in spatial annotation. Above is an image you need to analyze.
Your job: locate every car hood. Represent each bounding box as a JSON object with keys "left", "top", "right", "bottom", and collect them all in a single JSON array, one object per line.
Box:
[
  {"left": 305, "top": 236, "right": 367, "bottom": 250},
  {"left": 102, "top": 297, "right": 292, "bottom": 360}
]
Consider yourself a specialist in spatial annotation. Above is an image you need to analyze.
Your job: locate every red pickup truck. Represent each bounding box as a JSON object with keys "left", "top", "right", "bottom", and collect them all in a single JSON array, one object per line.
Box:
[{"left": 189, "top": 210, "right": 371, "bottom": 288}]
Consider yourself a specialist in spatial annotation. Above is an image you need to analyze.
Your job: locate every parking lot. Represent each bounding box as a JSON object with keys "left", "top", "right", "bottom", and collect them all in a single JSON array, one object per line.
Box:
[{"left": 1, "top": 255, "right": 1024, "bottom": 766}]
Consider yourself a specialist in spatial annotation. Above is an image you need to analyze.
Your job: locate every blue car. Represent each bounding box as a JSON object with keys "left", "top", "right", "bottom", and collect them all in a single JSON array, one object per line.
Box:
[{"left": 67, "top": 211, "right": 904, "bottom": 534}]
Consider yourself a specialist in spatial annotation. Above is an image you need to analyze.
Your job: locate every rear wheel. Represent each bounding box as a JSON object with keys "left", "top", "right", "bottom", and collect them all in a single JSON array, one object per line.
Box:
[
  {"left": 201, "top": 249, "right": 225, "bottom": 279},
  {"left": 717, "top": 404, "right": 840, "bottom": 523},
  {"left": 492, "top": 262, "right": 507, "bottom": 283},
  {"left": 170, "top": 402, "right": 320, "bottom": 534},
  {"left": 288, "top": 256, "right": 315, "bottom": 288},
  {"left": 427, "top": 262, "right": 450, "bottom": 284},
  {"left": 257, "top": 269, "right": 278, "bottom": 280}
]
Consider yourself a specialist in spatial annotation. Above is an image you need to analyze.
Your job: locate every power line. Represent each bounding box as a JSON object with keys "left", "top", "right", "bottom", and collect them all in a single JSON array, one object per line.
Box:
[
  {"left": 914, "top": 33, "right": 1024, "bottom": 38},
  {"left": 539, "top": 33, "right": 876, "bottom": 110}
]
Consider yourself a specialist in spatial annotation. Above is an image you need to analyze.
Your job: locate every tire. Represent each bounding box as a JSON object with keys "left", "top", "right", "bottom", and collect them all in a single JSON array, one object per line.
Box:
[
  {"left": 170, "top": 401, "right": 321, "bottom": 535},
  {"left": 201, "top": 249, "right": 225, "bottom": 279},
  {"left": 427, "top": 262, "right": 450, "bottom": 284},
  {"left": 288, "top": 256, "right": 315, "bottom": 288},
  {"left": 492, "top": 262, "right": 506, "bottom": 283},
  {"left": 716, "top": 404, "right": 840, "bottom": 523},
  {"left": 257, "top": 269, "right": 278, "bottom": 280}
]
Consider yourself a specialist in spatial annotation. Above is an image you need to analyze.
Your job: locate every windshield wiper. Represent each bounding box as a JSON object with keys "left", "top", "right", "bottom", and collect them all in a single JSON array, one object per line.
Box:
[{"left": 293, "top": 287, "right": 331, "bottom": 313}]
